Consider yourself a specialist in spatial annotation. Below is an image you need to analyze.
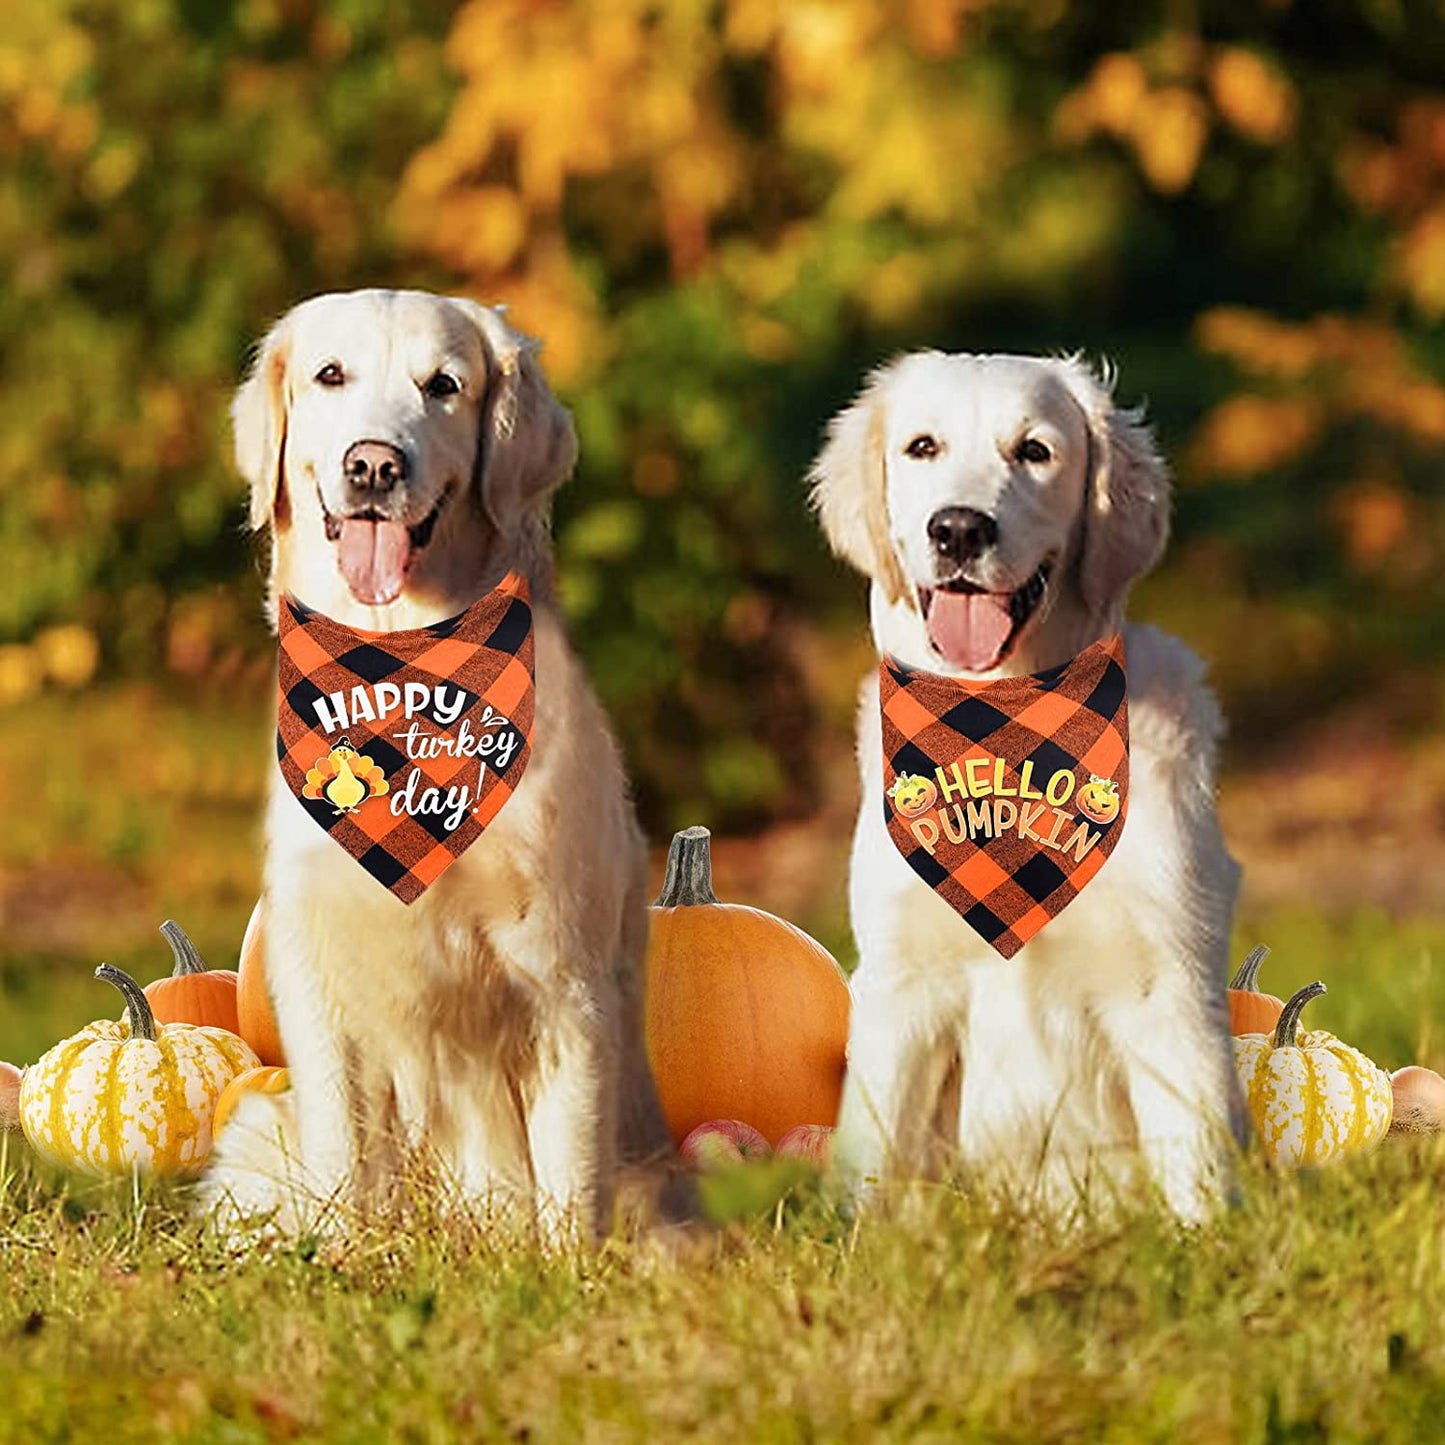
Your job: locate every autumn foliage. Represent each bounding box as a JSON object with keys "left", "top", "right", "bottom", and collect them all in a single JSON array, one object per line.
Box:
[{"left": 1, "top": 2, "right": 1441, "bottom": 827}]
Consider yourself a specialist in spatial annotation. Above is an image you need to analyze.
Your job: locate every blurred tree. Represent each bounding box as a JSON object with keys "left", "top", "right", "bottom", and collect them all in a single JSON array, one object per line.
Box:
[
  {"left": 403, "top": 0, "right": 1445, "bottom": 823},
  {"left": 0, "top": 0, "right": 455, "bottom": 682},
  {"left": 2, "top": 0, "right": 1442, "bottom": 831}
]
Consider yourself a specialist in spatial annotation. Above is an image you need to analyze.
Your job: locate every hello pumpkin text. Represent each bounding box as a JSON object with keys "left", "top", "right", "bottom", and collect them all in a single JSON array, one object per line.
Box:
[{"left": 906, "top": 757, "right": 1103, "bottom": 862}]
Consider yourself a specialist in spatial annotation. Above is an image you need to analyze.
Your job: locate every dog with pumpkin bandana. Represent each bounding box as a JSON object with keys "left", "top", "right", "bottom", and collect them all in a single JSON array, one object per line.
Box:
[{"left": 810, "top": 352, "right": 1248, "bottom": 1220}]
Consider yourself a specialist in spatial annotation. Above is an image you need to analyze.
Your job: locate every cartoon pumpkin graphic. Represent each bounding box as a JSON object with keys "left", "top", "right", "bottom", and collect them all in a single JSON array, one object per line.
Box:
[
  {"left": 887, "top": 772, "right": 938, "bottom": 818},
  {"left": 303, "top": 737, "right": 390, "bottom": 814},
  {"left": 1076, "top": 774, "right": 1120, "bottom": 825}
]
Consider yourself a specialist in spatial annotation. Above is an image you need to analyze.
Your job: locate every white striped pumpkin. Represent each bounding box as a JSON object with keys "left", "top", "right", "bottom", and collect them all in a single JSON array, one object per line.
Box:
[
  {"left": 18, "top": 963, "right": 259, "bottom": 1178},
  {"left": 1233, "top": 980, "right": 1393, "bottom": 1169}
]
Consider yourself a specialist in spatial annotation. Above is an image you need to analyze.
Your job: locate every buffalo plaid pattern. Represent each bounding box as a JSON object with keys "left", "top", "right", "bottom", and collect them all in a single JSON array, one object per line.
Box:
[
  {"left": 879, "top": 634, "right": 1129, "bottom": 958},
  {"left": 276, "top": 572, "right": 534, "bottom": 904}
]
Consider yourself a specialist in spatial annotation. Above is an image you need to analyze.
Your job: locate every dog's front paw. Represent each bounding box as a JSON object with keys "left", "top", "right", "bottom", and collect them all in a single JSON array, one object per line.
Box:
[
  {"left": 1141, "top": 1134, "right": 1234, "bottom": 1226},
  {"left": 198, "top": 1090, "right": 336, "bottom": 1246}
]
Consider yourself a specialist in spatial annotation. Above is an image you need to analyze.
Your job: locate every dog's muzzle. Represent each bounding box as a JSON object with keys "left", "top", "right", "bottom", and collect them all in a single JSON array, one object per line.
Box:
[
  {"left": 320, "top": 482, "right": 453, "bottom": 607},
  {"left": 917, "top": 557, "right": 1054, "bottom": 672}
]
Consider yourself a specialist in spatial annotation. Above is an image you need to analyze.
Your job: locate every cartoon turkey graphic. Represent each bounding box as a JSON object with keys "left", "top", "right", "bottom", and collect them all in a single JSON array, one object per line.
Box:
[{"left": 303, "top": 737, "right": 390, "bottom": 814}]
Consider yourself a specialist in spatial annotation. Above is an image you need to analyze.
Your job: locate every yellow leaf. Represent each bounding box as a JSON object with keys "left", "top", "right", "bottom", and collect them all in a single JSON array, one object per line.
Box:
[
  {"left": 1209, "top": 48, "right": 1295, "bottom": 144},
  {"left": 34, "top": 625, "right": 98, "bottom": 689},
  {"left": 0, "top": 646, "right": 42, "bottom": 706},
  {"left": 1332, "top": 478, "right": 1413, "bottom": 572},
  {"left": 1398, "top": 207, "right": 1445, "bottom": 319},
  {"left": 1189, "top": 395, "right": 1320, "bottom": 480},
  {"left": 1087, "top": 53, "right": 1149, "bottom": 136},
  {"left": 1130, "top": 88, "right": 1209, "bottom": 194}
]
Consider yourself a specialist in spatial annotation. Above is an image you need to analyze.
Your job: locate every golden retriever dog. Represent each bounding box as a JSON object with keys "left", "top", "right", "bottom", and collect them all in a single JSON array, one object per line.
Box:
[
  {"left": 203, "top": 289, "right": 666, "bottom": 1244},
  {"left": 810, "top": 352, "right": 1247, "bottom": 1221}
]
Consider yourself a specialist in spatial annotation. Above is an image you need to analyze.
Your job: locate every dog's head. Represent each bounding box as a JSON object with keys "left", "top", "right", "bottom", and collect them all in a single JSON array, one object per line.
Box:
[
  {"left": 235, "top": 289, "right": 575, "bottom": 616},
  {"left": 809, "top": 352, "right": 1169, "bottom": 673}
]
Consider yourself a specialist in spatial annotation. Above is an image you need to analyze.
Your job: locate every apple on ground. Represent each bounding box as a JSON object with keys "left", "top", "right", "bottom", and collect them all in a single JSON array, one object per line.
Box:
[
  {"left": 0, "top": 1062, "right": 21, "bottom": 1132},
  {"left": 1390, "top": 1065, "right": 1445, "bottom": 1134},
  {"left": 775, "top": 1124, "right": 834, "bottom": 1165},
  {"left": 679, "top": 1119, "right": 772, "bottom": 1170}
]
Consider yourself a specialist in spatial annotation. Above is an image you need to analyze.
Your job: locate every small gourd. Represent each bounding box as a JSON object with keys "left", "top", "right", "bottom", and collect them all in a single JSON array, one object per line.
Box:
[
  {"left": 18, "top": 964, "right": 259, "bottom": 1177},
  {"left": 142, "top": 920, "right": 241, "bottom": 1034},
  {"left": 1227, "top": 945, "right": 1285, "bottom": 1037},
  {"left": 1232, "top": 981, "right": 1393, "bottom": 1169},
  {"left": 212, "top": 1065, "right": 291, "bottom": 1138}
]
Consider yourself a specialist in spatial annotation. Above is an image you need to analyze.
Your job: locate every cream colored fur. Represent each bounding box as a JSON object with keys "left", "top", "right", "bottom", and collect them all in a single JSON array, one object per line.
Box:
[
  {"left": 203, "top": 289, "right": 666, "bottom": 1245},
  {"left": 810, "top": 352, "right": 1247, "bottom": 1221}
]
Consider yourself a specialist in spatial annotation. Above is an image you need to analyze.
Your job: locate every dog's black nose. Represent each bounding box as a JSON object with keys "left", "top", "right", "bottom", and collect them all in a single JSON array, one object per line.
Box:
[
  {"left": 343, "top": 440, "right": 409, "bottom": 494},
  {"left": 927, "top": 506, "right": 998, "bottom": 564}
]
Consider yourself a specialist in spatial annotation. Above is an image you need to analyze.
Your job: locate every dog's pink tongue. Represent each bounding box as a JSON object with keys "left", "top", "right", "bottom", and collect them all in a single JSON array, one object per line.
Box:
[
  {"left": 338, "top": 519, "right": 411, "bottom": 605},
  {"left": 926, "top": 590, "right": 1013, "bottom": 671}
]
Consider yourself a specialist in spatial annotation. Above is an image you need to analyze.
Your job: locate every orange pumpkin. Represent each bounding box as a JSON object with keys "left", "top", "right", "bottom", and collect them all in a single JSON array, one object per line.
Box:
[
  {"left": 644, "top": 826, "right": 850, "bottom": 1147},
  {"left": 1228, "top": 944, "right": 1285, "bottom": 1036},
  {"left": 212, "top": 1065, "right": 291, "bottom": 1138},
  {"left": 237, "top": 898, "right": 286, "bottom": 1067},
  {"left": 143, "top": 921, "right": 240, "bottom": 1033}
]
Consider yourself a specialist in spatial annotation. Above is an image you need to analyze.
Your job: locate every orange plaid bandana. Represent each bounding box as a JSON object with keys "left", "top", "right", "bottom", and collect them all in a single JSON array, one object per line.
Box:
[
  {"left": 880, "top": 634, "right": 1129, "bottom": 958},
  {"left": 276, "top": 572, "right": 534, "bottom": 903}
]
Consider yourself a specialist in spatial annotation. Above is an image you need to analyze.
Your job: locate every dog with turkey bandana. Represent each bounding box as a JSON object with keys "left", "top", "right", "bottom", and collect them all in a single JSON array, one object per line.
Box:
[
  {"left": 204, "top": 291, "right": 668, "bottom": 1244},
  {"left": 810, "top": 352, "right": 1246, "bottom": 1221}
]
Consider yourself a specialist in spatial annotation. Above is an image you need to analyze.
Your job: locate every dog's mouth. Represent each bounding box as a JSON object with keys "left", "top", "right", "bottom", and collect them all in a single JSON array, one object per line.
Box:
[
  {"left": 917, "top": 558, "right": 1054, "bottom": 672},
  {"left": 321, "top": 487, "right": 452, "bottom": 607}
]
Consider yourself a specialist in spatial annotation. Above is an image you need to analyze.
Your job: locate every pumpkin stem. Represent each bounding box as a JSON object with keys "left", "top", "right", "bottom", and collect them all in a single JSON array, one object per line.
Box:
[
  {"left": 159, "top": 920, "right": 208, "bottom": 977},
  {"left": 1272, "top": 980, "right": 1326, "bottom": 1050},
  {"left": 96, "top": 963, "right": 158, "bottom": 1042},
  {"left": 655, "top": 826, "right": 720, "bottom": 907},
  {"left": 1229, "top": 944, "right": 1270, "bottom": 992}
]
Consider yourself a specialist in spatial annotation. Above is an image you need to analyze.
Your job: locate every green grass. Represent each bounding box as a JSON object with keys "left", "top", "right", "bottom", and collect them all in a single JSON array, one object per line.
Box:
[
  {"left": 4, "top": 688, "right": 1445, "bottom": 1440},
  {"left": 2, "top": 1135, "right": 1445, "bottom": 1441},
  {"left": 3, "top": 911, "right": 1445, "bottom": 1442}
]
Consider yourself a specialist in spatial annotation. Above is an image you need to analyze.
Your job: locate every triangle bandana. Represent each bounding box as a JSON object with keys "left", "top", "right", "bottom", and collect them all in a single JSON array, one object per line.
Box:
[
  {"left": 879, "top": 634, "right": 1129, "bottom": 958},
  {"left": 276, "top": 572, "right": 535, "bottom": 903}
]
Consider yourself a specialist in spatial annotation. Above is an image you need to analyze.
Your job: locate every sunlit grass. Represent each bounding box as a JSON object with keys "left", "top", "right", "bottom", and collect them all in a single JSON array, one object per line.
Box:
[
  {"left": 2, "top": 1133, "right": 1445, "bottom": 1441},
  {"left": 4, "top": 689, "right": 1445, "bottom": 1438},
  {"left": 4, "top": 908, "right": 1445, "bottom": 1440}
]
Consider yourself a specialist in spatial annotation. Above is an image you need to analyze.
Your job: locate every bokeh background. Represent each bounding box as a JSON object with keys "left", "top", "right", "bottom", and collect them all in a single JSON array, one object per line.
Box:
[{"left": 1, "top": 0, "right": 1443, "bottom": 1041}]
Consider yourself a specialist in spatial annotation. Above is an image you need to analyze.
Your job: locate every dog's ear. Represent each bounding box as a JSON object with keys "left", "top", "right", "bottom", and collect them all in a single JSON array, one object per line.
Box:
[
  {"left": 1056, "top": 358, "right": 1171, "bottom": 617},
  {"left": 807, "top": 366, "right": 909, "bottom": 606},
  {"left": 233, "top": 315, "right": 293, "bottom": 533},
  {"left": 454, "top": 298, "right": 577, "bottom": 535}
]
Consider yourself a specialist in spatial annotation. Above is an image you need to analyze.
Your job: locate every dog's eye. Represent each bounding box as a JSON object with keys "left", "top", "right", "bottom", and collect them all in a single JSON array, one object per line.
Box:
[
  {"left": 904, "top": 434, "right": 940, "bottom": 460},
  {"left": 424, "top": 372, "right": 461, "bottom": 400},
  {"left": 314, "top": 363, "right": 345, "bottom": 388},
  {"left": 1016, "top": 437, "right": 1052, "bottom": 466}
]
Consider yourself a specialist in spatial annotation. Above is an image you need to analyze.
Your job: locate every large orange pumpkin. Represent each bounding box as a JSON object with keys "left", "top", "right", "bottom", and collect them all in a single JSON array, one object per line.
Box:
[
  {"left": 143, "top": 921, "right": 240, "bottom": 1033},
  {"left": 644, "top": 826, "right": 850, "bottom": 1147},
  {"left": 237, "top": 897, "right": 286, "bottom": 1067},
  {"left": 1228, "top": 944, "right": 1286, "bottom": 1036}
]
